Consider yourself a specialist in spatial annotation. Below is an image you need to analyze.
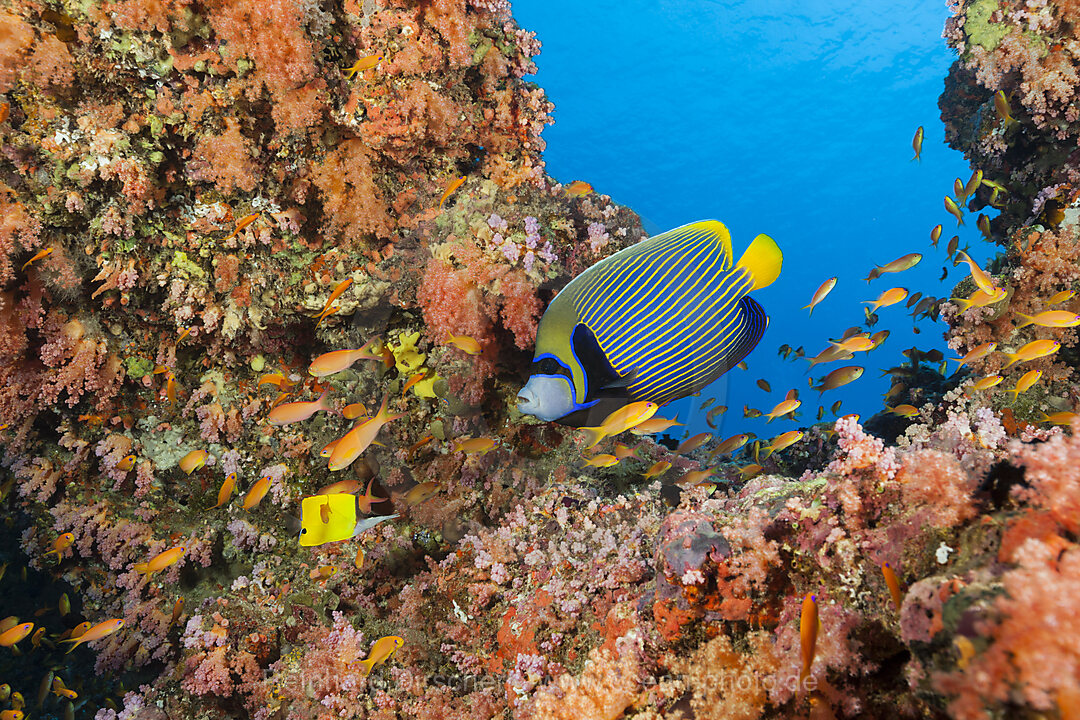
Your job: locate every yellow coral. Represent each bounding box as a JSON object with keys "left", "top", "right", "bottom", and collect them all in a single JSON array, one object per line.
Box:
[{"left": 387, "top": 331, "right": 438, "bottom": 398}]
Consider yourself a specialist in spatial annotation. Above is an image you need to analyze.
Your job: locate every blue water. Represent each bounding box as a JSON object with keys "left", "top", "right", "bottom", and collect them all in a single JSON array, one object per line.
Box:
[{"left": 514, "top": 0, "right": 991, "bottom": 445}]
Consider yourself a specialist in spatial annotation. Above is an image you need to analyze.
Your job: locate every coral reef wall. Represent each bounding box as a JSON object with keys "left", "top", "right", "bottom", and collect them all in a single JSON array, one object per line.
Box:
[{"left": 1, "top": 1, "right": 1080, "bottom": 720}]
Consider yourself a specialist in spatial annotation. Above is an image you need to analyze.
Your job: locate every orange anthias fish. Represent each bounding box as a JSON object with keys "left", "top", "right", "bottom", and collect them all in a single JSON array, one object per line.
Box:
[
  {"left": 45, "top": 533, "right": 74, "bottom": 558},
  {"left": 969, "top": 374, "right": 1003, "bottom": 392},
  {"left": 452, "top": 437, "right": 497, "bottom": 455},
  {"left": 584, "top": 453, "right": 619, "bottom": 468},
  {"left": 763, "top": 430, "right": 803, "bottom": 458},
  {"left": 952, "top": 286, "right": 1007, "bottom": 312},
  {"left": 830, "top": 335, "right": 874, "bottom": 353},
  {"left": 438, "top": 176, "right": 466, "bottom": 210},
  {"left": 710, "top": 433, "right": 751, "bottom": 459},
  {"left": 0, "top": 623, "right": 34, "bottom": 647},
  {"left": 805, "top": 345, "right": 854, "bottom": 370},
  {"left": 1042, "top": 411, "right": 1079, "bottom": 425},
  {"left": 115, "top": 454, "right": 136, "bottom": 472},
  {"left": 944, "top": 196, "right": 964, "bottom": 226},
  {"left": 61, "top": 619, "right": 124, "bottom": 653},
  {"left": 315, "top": 279, "right": 353, "bottom": 328},
  {"left": 564, "top": 180, "right": 594, "bottom": 198},
  {"left": 951, "top": 342, "right": 997, "bottom": 369},
  {"left": 134, "top": 545, "right": 187, "bottom": 577},
  {"left": 355, "top": 477, "right": 386, "bottom": 514},
  {"left": 864, "top": 287, "right": 908, "bottom": 313},
  {"left": 1015, "top": 310, "right": 1080, "bottom": 329},
  {"left": 911, "top": 125, "right": 923, "bottom": 161},
  {"left": 445, "top": 332, "right": 482, "bottom": 355},
  {"left": 268, "top": 391, "right": 336, "bottom": 426},
  {"left": 766, "top": 398, "right": 801, "bottom": 423},
  {"left": 356, "top": 636, "right": 404, "bottom": 676},
  {"left": 580, "top": 401, "right": 659, "bottom": 449},
  {"left": 955, "top": 251, "right": 999, "bottom": 296},
  {"left": 802, "top": 277, "right": 837, "bottom": 316},
  {"left": 21, "top": 247, "right": 53, "bottom": 272},
  {"left": 258, "top": 373, "right": 296, "bottom": 390},
  {"left": 212, "top": 472, "right": 237, "bottom": 508},
  {"left": 815, "top": 366, "right": 864, "bottom": 394},
  {"left": 869, "top": 329, "right": 890, "bottom": 349},
  {"left": 222, "top": 212, "right": 260, "bottom": 242},
  {"left": 343, "top": 54, "right": 381, "bottom": 80},
  {"left": 642, "top": 461, "right": 671, "bottom": 479},
  {"left": 1002, "top": 339, "right": 1060, "bottom": 368},
  {"left": 964, "top": 169, "right": 984, "bottom": 199},
  {"left": 1046, "top": 290, "right": 1075, "bottom": 305},
  {"left": 799, "top": 593, "right": 819, "bottom": 685},
  {"left": 308, "top": 343, "right": 382, "bottom": 377},
  {"left": 243, "top": 475, "right": 272, "bottom": 510},
  {"left": 178, "top": 449, "right": 208, "bottom": 475},
  {"left": 401, "top": 371, "right": 429, "bottom": 398},
  {"left": 887, "top": 404, "right": 919, "bottom": 418},
  {"left": 705, "top": 405, "right": 727, "bottom": 429},
  {"left": 930, "top": 224, "right": 942, "bottom": 247},
  {"left": 677, "top": 432, "right": 712, "bottom": 454},
  {"left": 1006, "top": 369, "right": 1041, "bottom": 398},
  {"left": 309, "top": 565, "right": 338, "bottom": 581},
  {"left": 864, "top": 253, "right": 921, "bottom": 282},
  {"left": 629, "top": 416, "right": 682, "bottom": 435},
  {"left": 995, "top": 90, "right": 1016, "bottom": 126},
  {"left": 165, "top": 371, "right": 178, "bottom": 406},
  {"left": 318, "top": 477, "right": 360, "bottom": 495},
  {"left": 327, "top": 396, "right": 403, "bottom": 471},
  {"left": 405, "top": 481, "right": 441, "bottom": 506},
  {"left": 882, "top": 562, "right": 903, "bottom": 610}
]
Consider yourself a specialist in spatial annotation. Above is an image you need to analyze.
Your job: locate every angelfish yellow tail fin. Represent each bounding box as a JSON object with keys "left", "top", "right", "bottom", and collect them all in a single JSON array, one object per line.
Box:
[{"left": 736, "top": 234, "right": 783, "bottom": 291}]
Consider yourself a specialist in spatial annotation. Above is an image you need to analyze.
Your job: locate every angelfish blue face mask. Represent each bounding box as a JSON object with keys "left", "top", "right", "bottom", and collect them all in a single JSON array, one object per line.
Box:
[{"left": 516, "top": 374, "right": 577, "bottom": 422}]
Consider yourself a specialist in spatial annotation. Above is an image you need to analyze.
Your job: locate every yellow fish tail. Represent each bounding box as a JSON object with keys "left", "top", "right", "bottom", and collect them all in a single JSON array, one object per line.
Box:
[
  {"left": 1014, "top": 313, "right": 1035, "bottom": 329},
  {"left": 735, "top": 234, "right": 783, "bottom": 292},
  {"left": 356, "top": 658, "right": 376, "bottom": 676},
  {"left": 580, "top": 426, "right": 607, "bottom": 450},
  {"left": 951, "top": 297, "right": 973, "bottom": 312}
]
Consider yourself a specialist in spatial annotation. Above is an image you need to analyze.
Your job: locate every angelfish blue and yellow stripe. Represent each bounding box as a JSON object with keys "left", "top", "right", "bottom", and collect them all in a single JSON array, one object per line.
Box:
[{"left": 517, "top": 220, "right": 781, "bottom": 425}]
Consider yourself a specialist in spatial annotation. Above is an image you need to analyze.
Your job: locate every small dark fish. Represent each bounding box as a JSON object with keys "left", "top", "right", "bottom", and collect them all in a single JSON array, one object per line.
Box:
[
  {"left": 793, "top": 346, "right": 805, "bottom": 358},
  {"left": 756, "top": 378, "right": 772, "bottom": 393},
  {"left": 940, "top": 266, "right": 948, "bottom": 281},
  {"left": 906, "top": 291, "right": 923, "bottom": 308},
  {"left": 816, "top": 406, "right": 825, "bottom": 421},
  {"left": 830, "top": 400, "right": 842, "bottom": 415}
]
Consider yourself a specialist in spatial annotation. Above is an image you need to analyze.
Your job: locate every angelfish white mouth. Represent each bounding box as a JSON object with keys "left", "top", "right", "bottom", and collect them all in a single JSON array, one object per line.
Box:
[{"left": 516, "top": 375, "right": 575, "bottom": 422}]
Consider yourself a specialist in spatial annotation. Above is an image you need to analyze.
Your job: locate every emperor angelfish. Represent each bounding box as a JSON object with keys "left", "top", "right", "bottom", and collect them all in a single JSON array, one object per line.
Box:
[{"left": 517, "top": 220, "right": 781, "bottom": 426}]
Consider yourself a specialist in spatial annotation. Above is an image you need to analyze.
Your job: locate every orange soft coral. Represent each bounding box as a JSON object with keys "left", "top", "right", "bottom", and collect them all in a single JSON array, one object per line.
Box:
[{"left": 190, "top": 117, "right": 258, "bottom": 195}]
